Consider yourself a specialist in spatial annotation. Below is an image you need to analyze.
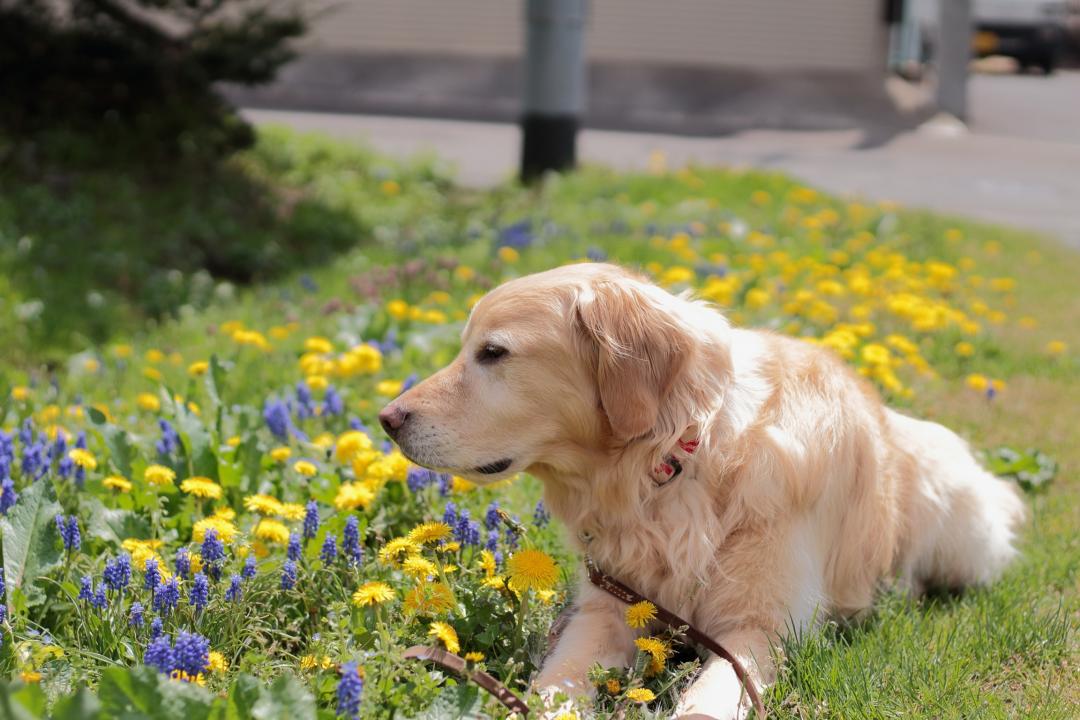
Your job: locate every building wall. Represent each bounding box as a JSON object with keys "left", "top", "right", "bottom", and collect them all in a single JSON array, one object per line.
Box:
[{"left": 304, "top": 0, "right": 887, "bottom": 72}]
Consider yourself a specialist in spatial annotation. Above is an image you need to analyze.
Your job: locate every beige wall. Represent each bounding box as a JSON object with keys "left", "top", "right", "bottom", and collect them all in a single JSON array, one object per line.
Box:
[{"left": 305, "top": 0, "right": 887, "bottom": 72}]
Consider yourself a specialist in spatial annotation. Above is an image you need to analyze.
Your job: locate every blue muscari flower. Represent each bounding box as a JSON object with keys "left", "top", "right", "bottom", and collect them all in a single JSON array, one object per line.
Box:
[
  {"left": 320, "top": 533, "right": 338, "bottom": 564},
  {"left": 156, "top": 420, "right": 179, "bottom": 457},
  {"left": 498, "top": 220, "right": 534, "bottom": 248},
  {"left": 21, "top": 442, "right": 46, "bottom": 479},
  {"left": 300, "top": 274, "right": 317, "bottom": 293},
  {"left": 453, "top": 509, "right": 472, "bottom": 543},
  {"left": 484, "top": 501, "right": 501, "bottom": 531},
  {"left": 322, "top": 386, "right": 344, "bottom": 416},
  {"left": 343, "top": 516, "right": 362, "bottom": 565},
  {"left": 49, "top": 434, "right": 67, "bottom": 462},
  {"left": 150, "top": 617, "right": 163, "bottom": 639},
  {"left": 57, "top": 456, "right": 74, "bottom": 480},
  {"left": 264, "top": 399, "right": 306, "bottom": 441},
  {"left": 464, "top": 521, "right": 481, "bottom": 547},
  {"left": 174, "top": 548, "right": 191, "bottom": 579},
  {"left": 104, "top": 554, "right": 132, "bottom": 592},
  {"left": 190, "top": 573, "right": 209, "bottom": 612},
  {"left": 280, "top": 560, "right": 297, "bottom": 590},
  {"left": 144, "top": 558, "right": 160, "bottom": 591},
  {"left": 347, "top": 417, "right": 366, "bottom": 432},
  {"left": 287, "top": 533, "right": 302, "bottom": 562},
  {"left": 242, "top": 556, "right": 257, "bottom": 580},
  {"left": 129, "top": 601, "right": 145, "bottom": 627},
  {"left": 442, "top": 502, "right": 458, "bottom": 528},
  {"left": 533, "top": 500, "right": 551, "bottom": 527},
  {"left": 336, "top": 661, "right": 364, "bottom": 720},
  {"left": 437, "top": 473, "right": 452, "bottom": 497},
  {"left": 586, "top": 247, "right": 607, "bottom": 262},
  {"left": 145, "top": 634, "right": 174, "bottom": 674},
  {"left": 295, "top": 382, "right": 314, "bottom": 420},
  {"left": 225, "top": 574, "right": 243, "bottom": 602},
  {"left": 92, "top": 584, "right": 108, "bottom": 610},
  {"left": 75, "top": 431, "right": 87, "bottom": 449},
  {"left": 485, "top": 531, "right": 498, "bottom": 553},
  {"left": 380, "top": 440, "right": 393, "bottom": 454},
  {"left": 377, "top": 329, "right": 398, "bottom": 355},
  {"left": 303, "top": 500, "right": 319, "bottom": 540},
  {"left": 0, "top": 479, "right": 13, "bottom": 518},
  {"left": 400, "top": 374, "right": 418, "bottom": 394},
  {"left": 201, "top": 528, "right": 225, "bottom": 565},
  {"left": 18, "top": 420, "right": 34, "bottom": 446},
  {"left": 56, "top": 515, "right": 81, "bottom": 552},
  {"left": 406, "top": 467, "right": 431, "bottom": 493},
  {"left": 73, "top": 432, "right": 87, "bottom": 486},
  {"left": 493, "top": 550, "right": 504, "bottom": 566},
  {"left": 153, "top": 577, "right": 180, "bottom": 616},
  {"left": 78, "top": 575, "right": 93, "bottom": 602},
  {"left": 174, "top": 630, "right": 211, "bottom": 678}
]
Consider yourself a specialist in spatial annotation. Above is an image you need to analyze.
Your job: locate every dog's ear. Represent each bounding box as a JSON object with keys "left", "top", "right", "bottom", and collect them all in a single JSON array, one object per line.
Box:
[{"left": 575, "top": 280, "right": 692, "bottom": 441}]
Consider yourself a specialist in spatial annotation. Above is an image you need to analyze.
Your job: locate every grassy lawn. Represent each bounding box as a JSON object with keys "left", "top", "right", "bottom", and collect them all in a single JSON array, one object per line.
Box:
[{"left": 0, "top": 128, "right": 1075, "bottom": 718}]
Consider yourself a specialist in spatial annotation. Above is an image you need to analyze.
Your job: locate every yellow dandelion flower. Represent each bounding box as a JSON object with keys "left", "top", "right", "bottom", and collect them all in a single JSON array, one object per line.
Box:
[
  {"left": 965, "top": 374, "right": 989, "bottom": 392},
  {"left": 403, "top": 582, "right": 455, "bottom": 615},
  {"left": 304, "top": 336, "right": 333, "bottom": 354},
  {"left": 254, "top": 519, "right": 290, "bottom": 544},
  {"left": 376, "top": 380, "right": 403, "bottom": 397},
  {"left": 136, "top": 393, "right": 161, "bottom": 412},
  {"left": 103, "top": 475, "right": 132, "bottom": 493},
  {"left": 299, "top": 655, "right": 318, "bottom": 670},
  {"left": 407, "top": 522, "right": 452, "bottom": 546},
  {"left": 20, "top": 671, "right": 42, "bottom": 684},
  {"left": 244, "top": 494, "right": 285, "bottom": 516},
  {"left": 635, "top": 637, "right": 671, "bottom": 673},
  {"left": 464, "top": 652, "right": 485, "bottom": 662},
  {"left": 479, "top": 550, "right": 497, "bottom": 578},
  {"left": 497, "top": 246, "right": 520, "bottom": 263},
  {"left": 402, "top": 555, "right": 439, "bottom": 580},
  {"left": 225, "top": 436, "right": 241, "bottom": 448},
  {"left": 379, "top": 537, "right": 421, "bottom": 566},
  {"left": 188, "top": 361, "right": 209, "bottom": 377},
  {"left": 625, "top": 600, "right": 658, "bottom": 629},
  {"left": 428, "top": 622, "right": 460, "bottom": 654},
  {"left": 605, "top": 678, "right": 621, "bottom": 694},
  {"left": 207, "top": 651, "right": 228, "bottom": 673},
  {"left": 625, "top": 688, "right": 655, "bottom": 703},
  {"left": 180, "top": 477, "right": 223, "bottom": 500},
  {"left": 482, "top": 576, "right": 506, "bottom": 590},
  {"left": 954, "top": 341, "right": 975, "bottom": 358},
  {"left": 144, "top": 464, "right": 176, "bottom": 486},
  {"left": 352, "top": 581, "right": 395, "bottom": 607},
  {"left": 334, "top": 482, "right": 376, "bottom": 511},
  {"left": 193, "top": 516, "right": 238, "bottom": 544},
  {"left": 68, "top": 448, "right": 97, "bottom": 471},
  {"left": 190, "top": 554, "right": 203, "bottom": 574},
  {"left": 335, "top": 431, "right": 374, "bottom": 463},
  {"left": 1046, "top": 340, "right": 1068, "bottom": 356},
  {"left": 11, "top": 386, "right": 31, "bottom": 402},
  {"left": 506, "top": 549, "right": 559, "bottom": 592},
  {"left": 293, "top": 460, "right": 318, "bottom": 477},
  {"left": 270, "top": 446, "right": 292, "bottom": 463},
  {"left": 213, "top": 506, "right": 236, "bottom": 521},
  {"left": 279, "top": 503, "right": 306, "bottom": 521}
]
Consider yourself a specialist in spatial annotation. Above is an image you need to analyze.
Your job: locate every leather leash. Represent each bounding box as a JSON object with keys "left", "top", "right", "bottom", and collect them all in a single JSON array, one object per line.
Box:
[
  {"left": 404, "top": 645, "right": 530, "bottom": 716},
  {"left": 586, "top": 556, "right": 767, "bottom": 718}
]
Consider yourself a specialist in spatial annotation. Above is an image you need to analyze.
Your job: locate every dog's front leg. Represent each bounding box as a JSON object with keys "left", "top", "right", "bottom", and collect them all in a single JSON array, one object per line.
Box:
[
  {"left": 675, "top": 628, "right": 774, "bottom": 720},
  {"left": 535, "top": 584, "right": 636, "bottom": 699}
]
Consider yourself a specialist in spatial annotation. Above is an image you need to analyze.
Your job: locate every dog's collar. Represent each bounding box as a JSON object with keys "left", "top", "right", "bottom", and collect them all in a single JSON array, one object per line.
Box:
[{"left": 649, "top": 426, "right": 700, "bottom": 487}]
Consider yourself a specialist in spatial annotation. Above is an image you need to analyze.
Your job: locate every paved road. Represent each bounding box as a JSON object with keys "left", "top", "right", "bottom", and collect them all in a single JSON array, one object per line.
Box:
[{"left": 244, "top": 71, "right": 1080, "bottom": 249}]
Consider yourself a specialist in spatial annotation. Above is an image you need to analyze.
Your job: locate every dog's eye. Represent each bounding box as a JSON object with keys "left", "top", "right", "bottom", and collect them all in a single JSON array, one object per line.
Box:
[{"left": 476, "top": 343, "right": 508, "bottom": 364}]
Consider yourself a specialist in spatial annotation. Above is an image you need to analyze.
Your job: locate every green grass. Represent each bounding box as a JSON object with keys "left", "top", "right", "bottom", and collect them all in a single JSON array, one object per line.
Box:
[{"left": 0, "top": 127, "right": 1076, "bottom": 717}]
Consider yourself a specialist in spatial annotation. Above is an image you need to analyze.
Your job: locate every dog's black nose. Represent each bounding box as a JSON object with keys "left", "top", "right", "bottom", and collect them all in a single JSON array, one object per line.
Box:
[{"left": 378, "top": 403, "right": 410, "bottom": 438}]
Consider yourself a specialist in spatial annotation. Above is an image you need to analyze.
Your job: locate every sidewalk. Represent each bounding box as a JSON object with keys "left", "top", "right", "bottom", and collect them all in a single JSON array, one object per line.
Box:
[{"left": 243, "top": 106, "right": 1080, "bottom": 249}]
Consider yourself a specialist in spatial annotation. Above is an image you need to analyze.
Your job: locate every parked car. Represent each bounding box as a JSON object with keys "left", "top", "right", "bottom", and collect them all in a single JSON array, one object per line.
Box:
[{"left": 972, "top": 0, "right": 1068, "bottom": 73}]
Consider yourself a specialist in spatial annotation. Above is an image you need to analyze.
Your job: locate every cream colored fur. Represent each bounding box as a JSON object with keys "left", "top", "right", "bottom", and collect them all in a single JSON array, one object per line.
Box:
[{"left": 384, "top": 263, "right": 1026, "bottom": 719}]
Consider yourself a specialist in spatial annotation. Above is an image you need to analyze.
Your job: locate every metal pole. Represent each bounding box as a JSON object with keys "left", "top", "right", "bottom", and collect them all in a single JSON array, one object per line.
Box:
[
  {"left": 520, "top": 0, "right": 587, "bottom": 182},
  {"left": 936, "top": 0, "right": 973, "bottom": 119}
]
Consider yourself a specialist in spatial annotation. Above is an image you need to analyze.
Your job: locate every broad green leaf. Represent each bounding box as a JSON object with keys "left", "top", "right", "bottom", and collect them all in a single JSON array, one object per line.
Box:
[
  {"left": 221, "top": 674, "right": 263, "bottom": 720},
  {"left": 174, "top": 402, "right": 217, "bottom": 481},
  {"left": 251, "top": 674, "right": 317, "bottom": 720},
  {"left": 87, "top": 406, "right": 107, "bottom": 425},
  {"left": 78, "top": 496, "right": 149, "bottom": 545},
  {"left": 97, "top": 666, "right": 214, "bottom": 720},
  {"left": 0, "top": 681, "right": 48, "bottom": 720},
  {"left": 50, "top": 686, "right": 103, "bottom": 720},
  {"left": 101, "top": 424, "right": 135, "bottom": 479},
  {"left": 0, "top": 480, "right": 62, "bottom": 608},
  {"left": 410, "top": 683, "right": 483, "bottom": 720}
]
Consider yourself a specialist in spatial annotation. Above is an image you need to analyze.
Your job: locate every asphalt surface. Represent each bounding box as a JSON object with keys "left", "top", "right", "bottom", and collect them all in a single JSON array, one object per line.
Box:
[{"left": 243, "top": 70, "right": 1080, "bottom": 249}]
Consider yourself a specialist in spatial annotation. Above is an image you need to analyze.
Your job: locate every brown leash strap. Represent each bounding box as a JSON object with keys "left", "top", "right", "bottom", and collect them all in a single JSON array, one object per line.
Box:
[
  {"left": 586, "top": 557, "right": 767, "bottom": 718},
  {"left": 404, "top": 645, "right": 530, "bottom": 716}
]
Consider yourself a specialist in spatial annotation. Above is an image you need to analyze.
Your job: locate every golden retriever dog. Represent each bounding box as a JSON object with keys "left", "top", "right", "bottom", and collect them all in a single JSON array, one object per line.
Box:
[{"left": 379, "top": 263, "right": 1026, "bottom": 718}]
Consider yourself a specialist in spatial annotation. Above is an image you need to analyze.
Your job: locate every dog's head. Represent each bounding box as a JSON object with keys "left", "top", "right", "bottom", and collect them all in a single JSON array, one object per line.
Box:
[{"left": 379, "top": 263, "right": 716, "bottom": 483}]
